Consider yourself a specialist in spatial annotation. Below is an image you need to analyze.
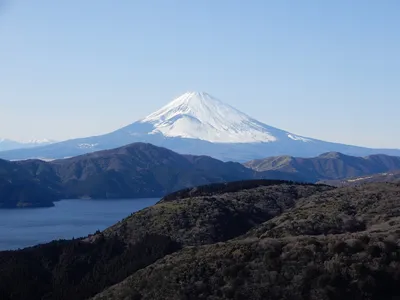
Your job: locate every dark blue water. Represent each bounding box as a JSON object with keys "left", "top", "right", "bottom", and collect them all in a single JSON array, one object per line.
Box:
[{"left": 0, "top": 198, "right": 159, "bottom": 251}]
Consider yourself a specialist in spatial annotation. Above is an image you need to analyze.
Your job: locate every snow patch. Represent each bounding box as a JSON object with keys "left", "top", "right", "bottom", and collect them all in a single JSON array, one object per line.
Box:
[
  {"left": 10, "top": 157, "right": 55, "bottom": 162},
  {"left": 287, "top": 134, "right": 312, "bottom": 142},
  {"left": 0, "top": 137, "right": 55, "bottom": 151},
  {"left": 78, "top": 143, "right": 99, "bottom": 149},
  {"left": 23, "top": 138, "right": 56, "bottom": 144}
]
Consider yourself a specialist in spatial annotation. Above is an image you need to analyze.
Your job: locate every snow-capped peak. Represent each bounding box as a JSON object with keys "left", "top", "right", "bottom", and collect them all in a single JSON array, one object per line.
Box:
[
  {"left": 22, "top": 138, "right": 56, "bottom": 144},
  {"left": 0, "top": 137, "right": 56, "bottom": 152},
  {"left": 140, "top": 91, "right": 278, "bottom": 143},
  {"left": 0, "top": 138, "right": 55, "bottom": 145}
]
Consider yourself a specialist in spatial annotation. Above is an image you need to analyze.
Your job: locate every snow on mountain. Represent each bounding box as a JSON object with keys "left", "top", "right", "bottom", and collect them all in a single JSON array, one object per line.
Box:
[
  {"left": 140, "top": 92, "right": 278, "bottom": 143},
  {"left": 287, "top": 134, "right": 312, "bottom": 142},
  {"left": 0, "top": 91, "right": 399, "bottom": 162},
  {"left": 0, "top": 138, "right": 55, "bottom": 151},
  {"left": 23, "top": 138, "right": 56, "bottom": 145}
]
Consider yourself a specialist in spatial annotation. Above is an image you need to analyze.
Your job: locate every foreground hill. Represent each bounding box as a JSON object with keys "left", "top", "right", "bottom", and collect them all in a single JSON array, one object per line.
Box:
[
  {"left": 245, "top": 151, "right": 400, "bottom": 182},
  {"left": 0, "top": 143, "right": 303, "bottom": 208},
  {"left": 1, "top": 92, "right": 399, "bottom": 162},
  {"left": 95, "top": 180, "right": 329, "bottom": 247},
  {"left": 2, "top": 181, "right": 400, "bottom": 299},
  {"left": 0, "top": 180, "right": 329, "bottom": 299},
  {"left": 93, "top": 182, "right": 400, "bottom": 300}
]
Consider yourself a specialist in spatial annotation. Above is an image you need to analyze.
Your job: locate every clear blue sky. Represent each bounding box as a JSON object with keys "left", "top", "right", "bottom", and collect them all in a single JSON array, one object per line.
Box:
[{"left": 1, "top": 0, "right": 399, "bottom": 148}]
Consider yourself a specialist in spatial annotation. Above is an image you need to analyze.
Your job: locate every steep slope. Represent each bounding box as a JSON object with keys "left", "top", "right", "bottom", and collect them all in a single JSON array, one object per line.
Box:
[
  {"left": 1, "top": 92, "right": 399, "bottom": 161},
  {"left": 245, "top": 152, "right": 400, "bottom": 182}
]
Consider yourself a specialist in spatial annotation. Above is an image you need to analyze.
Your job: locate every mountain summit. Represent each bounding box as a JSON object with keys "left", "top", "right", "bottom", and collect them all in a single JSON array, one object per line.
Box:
[
  {"left": 1, "top": 92, "right": 399, "bottom": 161},
  {"left": 139, "top": 91, "right": 280, "bottom": 143},
  {"left": 123, "top": 91, "right": 311, "bottom": 145}
]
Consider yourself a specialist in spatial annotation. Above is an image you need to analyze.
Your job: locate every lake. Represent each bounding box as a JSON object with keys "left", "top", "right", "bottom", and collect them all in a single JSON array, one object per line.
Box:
[{"left": 0, "top": 198, "right": 159, "bottom": 251}]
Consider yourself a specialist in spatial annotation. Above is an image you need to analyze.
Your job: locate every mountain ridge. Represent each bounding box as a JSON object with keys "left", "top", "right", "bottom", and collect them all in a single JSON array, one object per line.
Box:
[
  {"left": 0, "top": 142, "right": 303, "bottom": 208},
  {"left": 244, "top": 151, "right": 400, "bottom": 182},
  {"left": 2, "top": 143, "right": 400, "bottom": 208}
]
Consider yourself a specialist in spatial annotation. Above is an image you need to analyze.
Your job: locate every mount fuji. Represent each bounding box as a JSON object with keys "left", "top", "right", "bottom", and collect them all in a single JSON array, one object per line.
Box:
[{"left": 1, "top": 92, "right": 399, "bottom": 161}]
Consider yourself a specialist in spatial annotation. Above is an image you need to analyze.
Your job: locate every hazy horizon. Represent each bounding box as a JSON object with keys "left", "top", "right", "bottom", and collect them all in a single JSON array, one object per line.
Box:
[{"left": 1, "top": 1, "right": 399, "bottom": 148}]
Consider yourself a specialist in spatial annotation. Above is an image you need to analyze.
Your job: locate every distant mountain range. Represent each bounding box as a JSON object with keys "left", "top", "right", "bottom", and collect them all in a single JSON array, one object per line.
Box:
[
  {"left": 0, "top": 138, "right": 55, "bottom": 152},
  {"left": 244, "top": 151, "right": 400, "bottom": 182},
  {"left": 1, "top": 92, "right": 399, "bottom": 161},
  {"left": 0, "top": 143, "right": 303, "bottom": 208},
  {"left": 2, "top": 142, "right": 400, "bottom": 208}
]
